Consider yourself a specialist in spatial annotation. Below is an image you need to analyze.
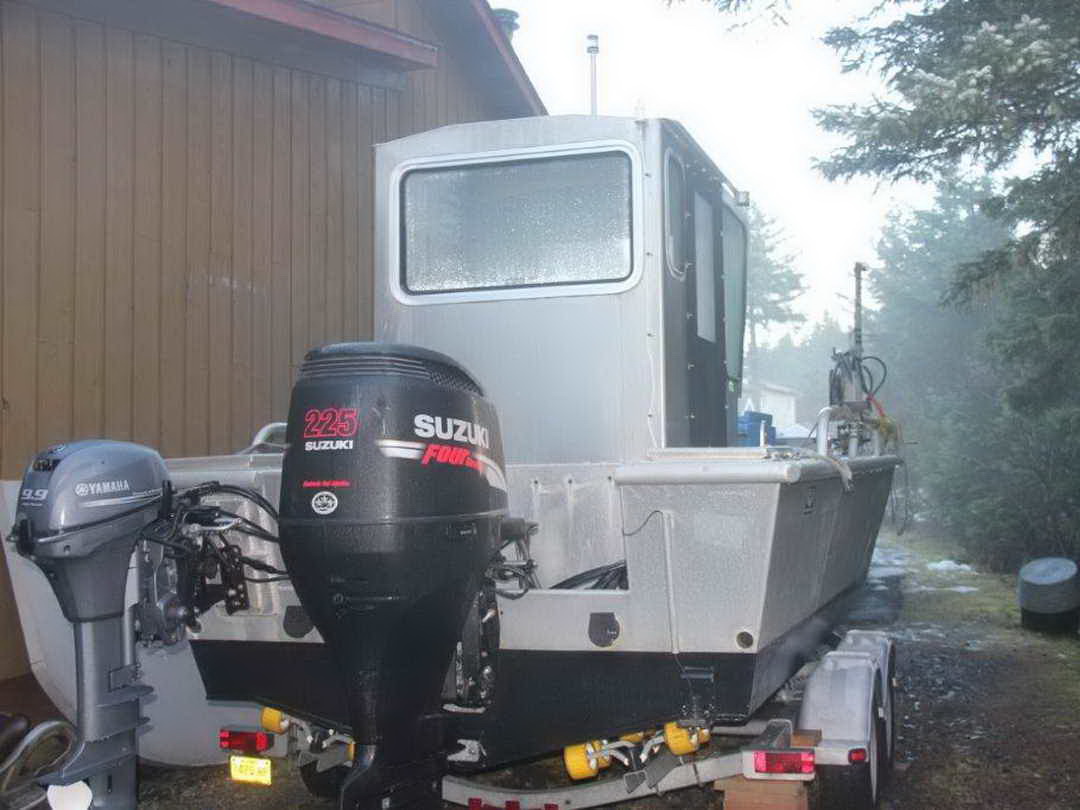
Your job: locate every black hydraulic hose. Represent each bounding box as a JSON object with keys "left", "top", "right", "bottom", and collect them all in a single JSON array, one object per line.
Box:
[
  {"left": 551, "top": 561, "right": 625, "bottom": 590},
  {"left": 180, "top": 481, "right": 279, "bottom": 524},
  {"left": 205, "top": 483, "right": 279, "bottom": 523},
  {"left": 214, "top": 509, "right": 279, "bottom": 543},
  {"left": 591, "top": 563, "right": 629, "bottom": 590},
  {"left": 862, "top": 355, "right": 888, "bottom": 396}
]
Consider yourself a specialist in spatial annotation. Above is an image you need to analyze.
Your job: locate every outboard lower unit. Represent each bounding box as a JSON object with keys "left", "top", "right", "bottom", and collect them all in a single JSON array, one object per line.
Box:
[
  {"left": 11, "top": 441, "right": 168, "bottom": 809},
  {"left": 278, "top": 343, "right": 509, "bottom": 810}
]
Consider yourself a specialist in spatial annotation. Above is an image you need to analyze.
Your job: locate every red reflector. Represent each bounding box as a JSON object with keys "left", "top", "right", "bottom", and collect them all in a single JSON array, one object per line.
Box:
[
  {"left": 219, "top": 729, "right": 273, "bottom": 753},
  {"left": 468, "top": 800, "right": 483, "bottom": 810},
  {"left": 753, "top": 749, "right": 815, "bottom": 774},
  {"left": 848, "top": 747, "right": 868, "bottom": 764}
]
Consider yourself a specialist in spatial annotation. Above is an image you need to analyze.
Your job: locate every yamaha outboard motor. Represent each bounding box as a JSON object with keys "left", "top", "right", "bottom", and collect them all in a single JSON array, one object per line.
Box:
[
  {"left": 278, "top": 343, "right": 508, "bottom": 810},
  {"left": 11, "top": 440, "right": 167, "bottom": 809}
]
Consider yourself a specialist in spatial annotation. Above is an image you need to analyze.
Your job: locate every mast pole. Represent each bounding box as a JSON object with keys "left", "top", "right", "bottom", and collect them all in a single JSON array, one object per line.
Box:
[
  {"left": 853, "top": 262, "right": 865, "bottom": 359},
  {"left": 587, "top": 35, "right": 600, "bottom": 115}
]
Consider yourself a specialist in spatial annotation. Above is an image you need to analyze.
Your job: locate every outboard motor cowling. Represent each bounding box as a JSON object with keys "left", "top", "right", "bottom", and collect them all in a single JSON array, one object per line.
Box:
[
  {"left": 12, "top": 440, "right": 167, "bottom": 809},
  {"left": 278, "top": 343, "right": 508, "bottom": 810}
]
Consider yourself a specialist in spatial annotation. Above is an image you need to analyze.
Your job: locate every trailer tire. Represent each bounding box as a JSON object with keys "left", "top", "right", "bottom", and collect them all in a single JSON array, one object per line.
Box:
[
  {"left": 815, "top": 763, "right": 874, "bottom": 810},
  {"left": 880, "top": 647, "right": 897, "bottom": 784},
  {"left": 299, "top": 761, "right": 348, "bottom": 799},
  {"left": 815, "top": 682, "right": 883, "bottom": 810}
]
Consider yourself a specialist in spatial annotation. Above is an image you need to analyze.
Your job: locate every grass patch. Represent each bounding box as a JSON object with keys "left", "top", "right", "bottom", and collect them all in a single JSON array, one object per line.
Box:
[{"left": 881, "top": 528, "right": 1021, "bottom": 629}]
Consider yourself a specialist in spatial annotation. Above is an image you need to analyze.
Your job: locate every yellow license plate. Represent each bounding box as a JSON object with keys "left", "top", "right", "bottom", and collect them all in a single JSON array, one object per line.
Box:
[{"left": 229, "top": 754, "right": 272, "bottom": 786}]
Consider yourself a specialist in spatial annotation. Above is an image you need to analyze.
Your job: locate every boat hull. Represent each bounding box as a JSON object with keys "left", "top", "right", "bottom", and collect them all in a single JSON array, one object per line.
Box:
[{"left": 2, "top": 449, "right": 897, "bottom": 767}]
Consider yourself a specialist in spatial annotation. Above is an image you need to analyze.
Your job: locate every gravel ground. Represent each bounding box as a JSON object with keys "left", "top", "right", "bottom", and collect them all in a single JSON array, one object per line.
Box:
[
  {"left": 870, "top": 533, "right": 1080, "bottom": 810},
  {"left": 137, "top": 529, "right": 1080, "bottom": 809}
]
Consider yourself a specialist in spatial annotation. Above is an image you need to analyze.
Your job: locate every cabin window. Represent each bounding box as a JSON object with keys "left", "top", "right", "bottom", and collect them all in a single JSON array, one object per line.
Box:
[
  {"left": 722, "top": 205, "right": 748, "bottom": 384},
  {"left": 693, "top": 192, "right": 717, "bottom": 343},
  {"left": 664, "top": 152, "right": 687, "bottom": 278},
  {"left": 400, "top": 151, "right": 632, "bottom": 294}
]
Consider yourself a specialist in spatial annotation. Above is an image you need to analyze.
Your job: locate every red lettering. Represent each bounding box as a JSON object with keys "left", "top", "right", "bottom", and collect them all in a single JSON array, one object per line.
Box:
[
  {"left": 419, "top": 443, "right": 482, "bottom": 472},
  {"left": 336, "top": 409, "right": 359, "bottom": 437},
  {"left": 303, "top": 407, "right": 362, "bottom": 439}
]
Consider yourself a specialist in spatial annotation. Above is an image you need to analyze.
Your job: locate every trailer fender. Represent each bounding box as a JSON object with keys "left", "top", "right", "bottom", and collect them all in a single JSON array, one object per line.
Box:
[
  {"left": 797, "top": 650, "right": 880, "bottom": 766},
  {"left": 837, "top": 629, "right": 896, "bottom": 760},
  {"left": 837, "top": 630, "right": 895, "bottom": 701}
]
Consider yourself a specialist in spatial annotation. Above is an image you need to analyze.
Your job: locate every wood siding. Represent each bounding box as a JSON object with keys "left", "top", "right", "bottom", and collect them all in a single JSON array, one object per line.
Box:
[{"left": 0, "top": 0, "right": 523, "bottom": 678}]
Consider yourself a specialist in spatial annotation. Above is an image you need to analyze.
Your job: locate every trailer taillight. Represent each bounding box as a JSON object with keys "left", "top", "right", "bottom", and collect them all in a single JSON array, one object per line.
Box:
[
  {"left": 219, "top": 729, "right": 273, "bottom": 753},
  {"left": 848, "top": 747, "right": 868, "bottom": 764},
  {"left": 752, "top": 749, "right": 815, "bottom": 774}
]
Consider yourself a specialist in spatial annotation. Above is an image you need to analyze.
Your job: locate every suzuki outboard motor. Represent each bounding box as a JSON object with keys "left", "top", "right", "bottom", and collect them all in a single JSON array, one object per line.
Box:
[
  {"left": 278, "top": 343, "right": 508, "bottom": 810},
  {"left": 11, "top": 440, "right": 167, "bottom": 809}
]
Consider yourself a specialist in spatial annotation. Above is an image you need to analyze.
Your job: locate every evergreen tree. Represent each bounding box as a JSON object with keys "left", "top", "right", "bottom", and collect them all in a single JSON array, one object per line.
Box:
[
  {"left": 701, "top": 0, "right": 1080, "bottom": 566},
  {"left": 815, "top": 1, "right": 1080, "bottom": 566},
  {"left": 745, "top": 204, "right": 806, "bottom": 379},
  {"left": 867, "top": 178, "right": 1010, "bottom": 530}
]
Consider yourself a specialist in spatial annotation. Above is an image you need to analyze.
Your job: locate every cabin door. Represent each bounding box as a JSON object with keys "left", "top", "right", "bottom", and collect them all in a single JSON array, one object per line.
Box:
[
  {"left": 662, "top": 151, "right": 729, "bottom": 447},
  {"left": 686, "top": 190, "right": 727, "bottom": 445}
]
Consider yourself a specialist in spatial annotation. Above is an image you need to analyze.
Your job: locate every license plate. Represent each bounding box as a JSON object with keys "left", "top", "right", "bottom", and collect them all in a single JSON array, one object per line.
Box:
[{"left": 229, "top": 754, "right": 272, "bottom": 786}]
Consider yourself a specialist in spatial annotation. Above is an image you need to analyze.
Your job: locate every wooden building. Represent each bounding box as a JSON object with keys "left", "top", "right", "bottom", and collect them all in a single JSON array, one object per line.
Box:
[{"left": 0, "top": 0, "right": 543, "bottom": 678}]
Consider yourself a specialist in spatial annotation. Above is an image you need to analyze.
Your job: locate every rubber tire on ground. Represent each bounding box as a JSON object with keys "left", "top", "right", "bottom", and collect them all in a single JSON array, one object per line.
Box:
[
  {"left": 299, "top": 761, "right": 348, "bottom": 799},
  {"left": 814, "top": 682, "right": 884, "bottom": 810}
]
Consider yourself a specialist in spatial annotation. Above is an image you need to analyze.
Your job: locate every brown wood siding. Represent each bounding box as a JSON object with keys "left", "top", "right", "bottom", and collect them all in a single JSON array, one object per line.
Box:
[{"left": 0, "top": 0, "right": 518, "bottom": 678}]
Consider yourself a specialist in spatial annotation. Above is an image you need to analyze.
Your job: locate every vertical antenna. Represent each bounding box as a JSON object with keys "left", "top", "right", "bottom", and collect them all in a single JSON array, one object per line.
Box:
[
  {"left": 587, "top": 34, "right": 600, "bottom": 115},
  {"left": 853, "top": 262, "right": 865, "bottom": 358}
]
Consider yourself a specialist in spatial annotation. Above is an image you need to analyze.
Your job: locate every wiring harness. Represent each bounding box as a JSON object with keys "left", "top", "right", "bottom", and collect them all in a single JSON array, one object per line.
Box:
[{"left": 136, "top": 481, "right": 285, "bottom": 635}]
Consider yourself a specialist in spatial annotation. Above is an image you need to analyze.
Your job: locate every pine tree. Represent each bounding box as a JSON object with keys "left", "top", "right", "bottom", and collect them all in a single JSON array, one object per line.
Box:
[
  {"left": 868, "top": 178, "right": 1010, "bottom": 530},
  {"left": 700, "top": 0, "right": 1080, "bottom": 566},
  {"left": 745, "top": 204, "right": 806, "bottom": 379}
]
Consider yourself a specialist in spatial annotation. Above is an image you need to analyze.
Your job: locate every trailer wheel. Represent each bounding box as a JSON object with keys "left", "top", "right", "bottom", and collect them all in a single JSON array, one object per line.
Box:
[
  {"left": 880, "top": 646, "right": 897, "bottom": 783},
  {"left": 815, "top": 682, "right": 884, "bottom": 810},
  {"left": 299, "top": 761, "right": 348, "bottom": 799}
]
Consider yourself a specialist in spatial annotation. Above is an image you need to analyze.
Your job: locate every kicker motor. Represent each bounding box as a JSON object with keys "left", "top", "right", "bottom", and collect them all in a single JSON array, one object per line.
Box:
[{"left": 9, "top": 440, "right": 168, "bottom": 810}]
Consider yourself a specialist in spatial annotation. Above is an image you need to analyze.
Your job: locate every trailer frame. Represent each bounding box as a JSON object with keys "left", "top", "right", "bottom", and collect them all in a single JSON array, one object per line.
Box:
[{"left": 435, "top": 629, "right": 895, "bottom": 810}]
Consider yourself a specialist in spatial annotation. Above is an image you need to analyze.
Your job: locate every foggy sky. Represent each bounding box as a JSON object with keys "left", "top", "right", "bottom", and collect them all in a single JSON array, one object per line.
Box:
[{"left": 503, "top": 0, "right": 932, "bottom": 340}]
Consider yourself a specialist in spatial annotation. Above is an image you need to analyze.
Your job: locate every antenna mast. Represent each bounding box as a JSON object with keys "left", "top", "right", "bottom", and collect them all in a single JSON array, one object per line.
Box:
[
  {"left": 587, "top": 35, "right": 600, "bottom": 115},
  {"left": 852, "top": 262, "right": 865, "bottom": 359}
]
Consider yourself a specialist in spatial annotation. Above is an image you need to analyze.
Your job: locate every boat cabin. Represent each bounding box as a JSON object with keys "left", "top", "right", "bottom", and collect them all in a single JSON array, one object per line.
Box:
[{"left": 374, "top": 115, "right": 749, "bottom": 465}]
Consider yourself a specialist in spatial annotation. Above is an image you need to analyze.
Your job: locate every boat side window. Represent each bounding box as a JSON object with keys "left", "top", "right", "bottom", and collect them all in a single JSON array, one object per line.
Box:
[
  {"left": 400, "top": 151, "right": 633, "bottom": 294},
  {"left": 693, "top": 192, "right": 717, "bottom": 342},
  {"left": 665, "top": 152, "right": 687, "bottom": 278},
  {"left": 722, "top": 204, "right": 748, "bottom": 385}
]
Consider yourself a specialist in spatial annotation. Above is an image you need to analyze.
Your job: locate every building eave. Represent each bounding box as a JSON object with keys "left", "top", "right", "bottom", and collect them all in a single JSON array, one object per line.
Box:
[
  {"left": 202, "top": 0, "right": 439, "bottom": 69},
  {"left": 467, "top": 0, "right": 546, "bottom": 116}
]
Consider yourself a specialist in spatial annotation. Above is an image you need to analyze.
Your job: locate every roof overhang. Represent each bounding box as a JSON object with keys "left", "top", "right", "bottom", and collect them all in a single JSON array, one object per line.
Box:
[
  {"left": 467, "top": 0, "right": 545, "bottom": 116},
  {"left": 201, "top": 0, "right": 439, "bottom": 69}
]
